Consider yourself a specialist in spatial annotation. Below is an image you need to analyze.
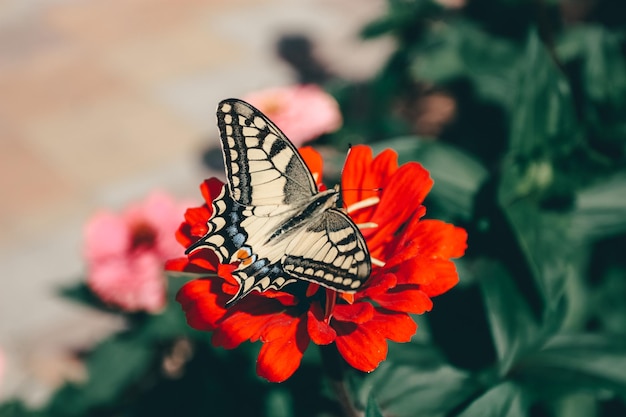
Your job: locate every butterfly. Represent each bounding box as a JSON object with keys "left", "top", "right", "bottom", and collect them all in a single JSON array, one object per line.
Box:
[{"left": 186, "top": 99, "right": 371, "bottom": 307}]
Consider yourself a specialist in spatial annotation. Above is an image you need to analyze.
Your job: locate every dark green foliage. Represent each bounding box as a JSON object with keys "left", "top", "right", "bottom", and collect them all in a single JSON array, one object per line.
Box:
[{"left": 330, "top": 0, "right": 626, "bottom": 416}]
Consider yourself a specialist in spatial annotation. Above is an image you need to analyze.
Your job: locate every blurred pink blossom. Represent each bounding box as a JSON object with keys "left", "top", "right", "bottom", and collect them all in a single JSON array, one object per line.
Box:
[
  {"left": 0, "top": 349, "right": 5, "bottom": 392},
  {"left": 84, "top": 191, "right": 187, "bottom": 313},
  {"left": 243, "top": 85, "right": 342, "bottom": 146}
]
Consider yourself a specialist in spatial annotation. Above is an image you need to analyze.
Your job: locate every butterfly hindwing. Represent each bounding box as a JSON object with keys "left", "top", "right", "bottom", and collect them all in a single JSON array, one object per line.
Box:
[
  {"left": 188, "top": 99, "right": 372, "bottom": 306},
  {"left": 282, "top": 208, "right": 371, "bottom": 292}
]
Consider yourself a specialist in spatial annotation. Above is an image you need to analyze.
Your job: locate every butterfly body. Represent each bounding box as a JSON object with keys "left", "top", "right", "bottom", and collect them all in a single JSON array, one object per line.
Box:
[{"left": 187, "top": 99, "right": 371, "bottom": 306}]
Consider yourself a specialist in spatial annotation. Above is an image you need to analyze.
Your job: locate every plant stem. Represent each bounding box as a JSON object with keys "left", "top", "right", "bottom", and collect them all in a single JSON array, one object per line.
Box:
[{"left": 319, "top": 345, "right": 361, "bottom": 417}]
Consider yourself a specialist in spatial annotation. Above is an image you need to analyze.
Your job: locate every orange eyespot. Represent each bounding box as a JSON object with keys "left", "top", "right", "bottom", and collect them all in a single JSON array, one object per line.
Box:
[{"left": 236, "top": 248, "right": 254, "bottom": 266}]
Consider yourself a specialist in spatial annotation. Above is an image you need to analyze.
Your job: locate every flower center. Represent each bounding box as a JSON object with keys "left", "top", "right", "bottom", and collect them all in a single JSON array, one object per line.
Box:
[
  {"left": 130, "top": 221, "right": 158, "bottom": 250},
  {"left": 260, "top": 98, "right": 283, "bottom": 118}
]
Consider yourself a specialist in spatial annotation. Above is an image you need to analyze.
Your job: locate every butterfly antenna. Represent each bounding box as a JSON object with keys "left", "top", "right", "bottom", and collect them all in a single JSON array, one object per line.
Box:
[
  {"left": 340, "top": 143, "right": 352, "bottom": 181},
  {"left": 342, "top": 187, "right": 383, "bottom": 193}
]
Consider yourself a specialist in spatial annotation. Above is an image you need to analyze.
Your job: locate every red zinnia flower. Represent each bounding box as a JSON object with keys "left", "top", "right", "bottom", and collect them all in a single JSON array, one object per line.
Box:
[{"left": 166, "top": 145, "right": 467, "bottom": 382}]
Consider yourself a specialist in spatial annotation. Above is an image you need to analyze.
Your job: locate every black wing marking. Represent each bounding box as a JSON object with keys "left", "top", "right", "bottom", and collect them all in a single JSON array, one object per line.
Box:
[
  {"left": 281, "top": 209, "right": 371, "bottom": 292},
  {"left": 185, "top": 185, "right": 298, "bottom": 307},
  {"left": 187, "top": 99, "right": 372, "bottom": 307},
  {"left": 185, "top": 185, "right": 249, "bottom": 262},
  {"left": 216, "top": 99, "right": 318, "bottom": 206}
]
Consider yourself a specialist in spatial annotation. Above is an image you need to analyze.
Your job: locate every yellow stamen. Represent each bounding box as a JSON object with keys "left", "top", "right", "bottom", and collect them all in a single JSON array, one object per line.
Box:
[
  {"left": 340, "top": 292, "right": 355, "bottom": 304},
  {"left": 357, "top": 222, "right": 378, "bottom": 229},
  {"left": 347, "top": 197, "right": 380, "bottom": 214},
  {"left": 371, "top": 257, "right": 386, "bottom": 267}
]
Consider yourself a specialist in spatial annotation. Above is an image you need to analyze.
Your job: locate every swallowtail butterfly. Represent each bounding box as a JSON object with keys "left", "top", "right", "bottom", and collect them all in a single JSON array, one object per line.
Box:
[{"left": 186, "top": 99, "right": 371, "bottom": 307}]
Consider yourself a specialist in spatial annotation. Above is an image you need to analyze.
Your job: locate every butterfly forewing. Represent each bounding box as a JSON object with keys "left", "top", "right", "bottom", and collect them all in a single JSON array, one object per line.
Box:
[
  {"left": 217, "top": 99, "right": 318, "bottom": 206},
  {"left": 188, "top": 99, "right": 372, "bottom": 306}
]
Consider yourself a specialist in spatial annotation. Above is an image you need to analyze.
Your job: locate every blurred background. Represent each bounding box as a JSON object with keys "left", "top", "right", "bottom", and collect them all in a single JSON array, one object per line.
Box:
[
  {"left": 0, "top": 0, "right": 390, "bottom": 403},
  {"left": 1, "top": 0, "right": 626, "bottom": 416}
]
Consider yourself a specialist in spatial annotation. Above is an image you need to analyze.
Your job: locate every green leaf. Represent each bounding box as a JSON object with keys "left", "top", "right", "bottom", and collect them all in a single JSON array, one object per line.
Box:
[
  {"left": 509, "top": 29, "right": 578, "bottom": 157},
  {"left": 497, "top": 152, "right": 573, "bottom": 316},
  {"left": 371, "top": 137, "right": 488, "bottom": 220},
  {"left": 58, "top": 281, "right": 121, "bottom": 313},
  {"left": 409, "top": 21, "right": 520, "bottom": 108},
  {"left": 560, "top": 26, "right": 626, "bottom": 145},
  {"left": 365, "top": 392, "right": 384, "bottom": 417},
  {"left": 456, "top": 382, "right": 528, "bottom": 417},
  {"left": 0, "top": 401, "right": 43, "bottom": 417},
  {"left": 356, "top": 361, "right": 479, "bottom": 417},
  {"left": 515, "top": 334, "right": 626, "bottom": 398},
  {"left": 498, "top": 195, "right": 572, "bottom": 304},
  {"left": 478, "top": 259, "right": 544, "bottom": 374},
  {"left": 590, "top": 265, "right": 626, "bottom": 335},
  {"left": 48, "top": 337, "right": 154, "bottom": 416},
  {"left": 265, "top": 388, "right": 293, "bottom": 417},
  {"left": 134, "top": 303, "right": 193, "bottom": 342},
  {"left": 570, "top": 174, "right": 626, "bottom": 241}
]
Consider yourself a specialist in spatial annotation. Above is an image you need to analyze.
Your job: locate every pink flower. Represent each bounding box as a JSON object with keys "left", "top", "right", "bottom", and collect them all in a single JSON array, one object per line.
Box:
[
  {"left": 243, "top": 85, "right": 342, "bottom": 146},
  {"left": 84, "top": 191, "right": 188, "bottom": 313}
]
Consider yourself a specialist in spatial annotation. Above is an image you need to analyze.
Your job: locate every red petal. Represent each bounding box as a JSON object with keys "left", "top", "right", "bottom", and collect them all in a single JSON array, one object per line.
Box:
[
  {"left": 374, "top": 287, "right": 433, "bottom": 314},
  {"left": 211, "top": 295, "right": 299, "bottom": 349},
  {"left": 334, "top": 308, "right": 417, "bottom": 372},
  {"left": 339, "top": 292, "right": 355, "bottom": 304},
  {"left": 371, "top": 308, "right": 418, "bottom": 342},
  {"left": 393, "top": 257, "right": 436, "bottom": 285},
  {"left": 342, "top": 146, "right": 398, "bottom": 224},
  {"left": 184, "top": 206, "right": 211, "bottom": 231},
  {"left": 418, "top": 260, "right": 461, "bottom": 297},
  {"left": 257, "top": 317, "right": 309, "bottom": 382},
  {"left": 334, "top": 320, "right": 388, "bottom": 372},
  {"left": 260, "top": 312, "right": 302, "bottom": 342},
  {"left": 365, "top": 164, "right": 432, "bottom": 251},
  {"left": 358, "top": 272, "right": 396, "bottom": 299},
  {"left": 341, "top": 146, "right": 374, "bottom": 210},
  {"left": 307, "top": 302, "right": 336, "bottom": 345},
  {"left": 200, "top": 178, "right": 225, "bottom": 206},
  {"left": 410, "top": 220, "right": 468, "bottom": 259},
  {"left": 386, "top": 221, "right": 467, "bottom": 269},
  {"left": 216, "top": 263, "right": 240, "bottom": 290},
  {"left": 299, "top": 147, "right": 324, "bottom": 187},
  {"left": 165, "top": 256, "right": 192, "bottom": 272},
  {"left": 184, "top": 249, "right": 219, "bottom": 273},
  {"left": 261, "top": 290, "right": 300, "bottom": 306},
  {"left": 306, "top": 282, "right": 320, "bottom": 297},
  {"left": 333, "top": 302, "right": 374, "bottom": 324},
  {"left": 175, "top": 279, "right": 227, "bottom": 331}
]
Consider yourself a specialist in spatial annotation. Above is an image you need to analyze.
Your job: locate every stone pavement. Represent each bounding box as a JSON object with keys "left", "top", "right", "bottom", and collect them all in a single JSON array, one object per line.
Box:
[{"left": 0, "top": 0, "right": 390, "bottom": 404}]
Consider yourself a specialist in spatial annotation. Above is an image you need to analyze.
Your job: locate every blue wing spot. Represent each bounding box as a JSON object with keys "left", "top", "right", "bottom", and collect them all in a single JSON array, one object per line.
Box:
[{"left": 233, "top": 233, "right": 246, "bottom": 247}]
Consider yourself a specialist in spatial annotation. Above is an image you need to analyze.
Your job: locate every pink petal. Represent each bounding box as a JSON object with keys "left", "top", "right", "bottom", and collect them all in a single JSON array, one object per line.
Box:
[{"left": 84, "top": 211, "right": 129, "bottom": 261}]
